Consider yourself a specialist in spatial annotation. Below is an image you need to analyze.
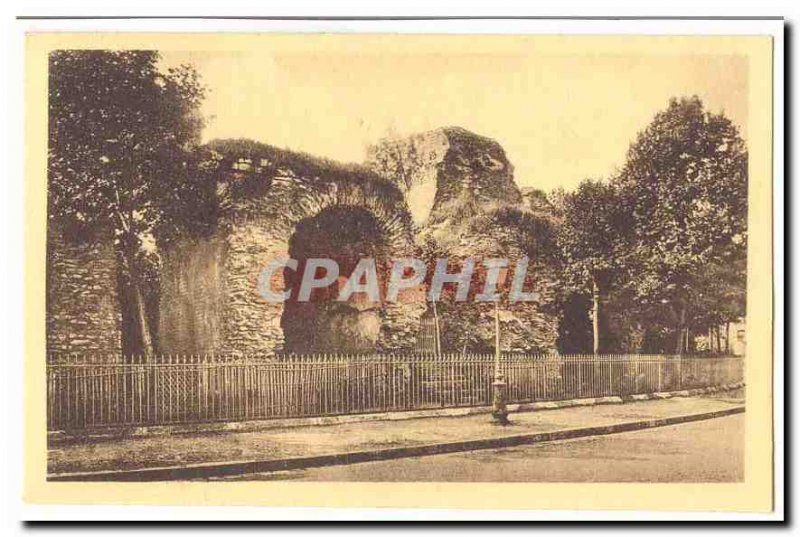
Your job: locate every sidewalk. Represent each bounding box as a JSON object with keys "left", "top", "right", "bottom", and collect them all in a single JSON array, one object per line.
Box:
[{"left": 48, "top": 390, "right": 744, "bottom": 479}]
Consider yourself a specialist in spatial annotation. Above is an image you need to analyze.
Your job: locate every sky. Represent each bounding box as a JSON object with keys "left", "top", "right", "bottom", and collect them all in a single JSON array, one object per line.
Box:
[{"left": 160, "top": 42, "right": 748, "bottom": 193}]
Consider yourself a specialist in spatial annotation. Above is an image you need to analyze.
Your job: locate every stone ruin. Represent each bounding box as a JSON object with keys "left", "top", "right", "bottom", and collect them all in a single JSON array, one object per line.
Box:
[
  {"left": 46, "top": 224, "right": 123, "bottom": 355},
  {"left": 157, "top": 139, "right": 425, "bottom": 355},
  {"left": 46, "top": 128, "right": 561, "bottom": 356}
]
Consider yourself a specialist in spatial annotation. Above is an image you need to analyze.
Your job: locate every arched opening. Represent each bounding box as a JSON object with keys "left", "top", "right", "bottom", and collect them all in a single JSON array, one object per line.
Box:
[{"left": 281, "top": 206, "right": 391, "bottom": 353}]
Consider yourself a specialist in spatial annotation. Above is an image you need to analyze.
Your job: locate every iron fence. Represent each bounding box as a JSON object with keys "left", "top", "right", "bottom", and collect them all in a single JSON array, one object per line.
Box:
[{"left": 46, "top": 353, "right": 744, "bottom": 431}]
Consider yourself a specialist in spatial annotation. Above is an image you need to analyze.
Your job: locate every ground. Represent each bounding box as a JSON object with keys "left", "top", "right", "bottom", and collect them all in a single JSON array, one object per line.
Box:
[
  {"left": 49, "top": 392, "right": 744, "bottom": 481},
  {"left": 220, "top": 413, "right": 744, "bottom": 482}
]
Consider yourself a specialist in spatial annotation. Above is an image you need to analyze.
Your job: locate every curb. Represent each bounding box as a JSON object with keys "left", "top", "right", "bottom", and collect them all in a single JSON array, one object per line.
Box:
[
  {"left": 48, "top": 382, "right": 745, "bottom": 446},
  {"left": 47, "top": 405, "right": 745, "bottom": 482}
]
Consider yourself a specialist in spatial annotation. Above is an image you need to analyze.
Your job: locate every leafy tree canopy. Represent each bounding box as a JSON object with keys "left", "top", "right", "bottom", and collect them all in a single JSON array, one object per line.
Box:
[
  {"left": 48, "top": 50, "right": 206, "bottom": 245},
  {"left": 556, "top": 179, "right": 631, "bottom": 292},
  {"left": 616, "top": 96, "right": 747, "bottom": 308}
]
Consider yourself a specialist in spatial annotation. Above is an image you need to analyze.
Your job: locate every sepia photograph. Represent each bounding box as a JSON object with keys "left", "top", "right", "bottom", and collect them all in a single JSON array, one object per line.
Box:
[{"left": 18, "top": 22, "right": 779, "bottom": 517}]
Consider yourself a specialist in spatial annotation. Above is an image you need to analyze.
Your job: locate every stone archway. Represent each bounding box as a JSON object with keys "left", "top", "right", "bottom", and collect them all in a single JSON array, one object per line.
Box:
[
  {"left": 158, "top": 140, "right": 427, "bottom": 356},
  {"left": 281, "top": 205, "right": 392, "bottom": 353}
]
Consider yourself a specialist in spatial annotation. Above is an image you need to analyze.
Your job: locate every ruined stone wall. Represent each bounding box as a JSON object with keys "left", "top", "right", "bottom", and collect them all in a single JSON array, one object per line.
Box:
[
  {"left": 367, "top": 127, "right": 523, "bottom": 245},
  {"left": 365, "top": 129, "right": 450, "bottom": 225},
  {"left": 439, "top": 240, "right": 561, "bottom": 354},
  {"left": 369, "top": 128, "right": 560, "bottom": 354},
  {"left": 158, "top": 218, "right": 290, "bottom": 356},
  {"left": 51, "top": 130, "right": 560, "bottom": 358},
  {"left": 218, "top": 217, "right": 288, "bottom": 355},
  {"left": 158, "top": 234, "right": 226, "bottom": 355},
  {"left": 159, "top": 131, "right": 559, "bottom": 356},
  {"left": 158, "top": 141, "right": 426, "bottom": 355},
  {"left": 46, "top": 225, "right": 122, "bottom": 355}
]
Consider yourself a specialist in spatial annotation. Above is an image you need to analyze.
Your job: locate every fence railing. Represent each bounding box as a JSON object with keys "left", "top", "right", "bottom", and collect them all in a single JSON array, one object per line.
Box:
[{"left": 46, "top": 353, "right": 744, "bottom": 431}]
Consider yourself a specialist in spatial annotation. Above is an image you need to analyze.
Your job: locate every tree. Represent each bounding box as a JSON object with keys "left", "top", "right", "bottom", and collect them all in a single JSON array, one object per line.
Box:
[
  {"left": 690, "top": 254, "right": 746, "bottom": 352},
  {"left": 556, "top": 179, "right": 630, "bottom": 354},
  {"left": 48, "top": 50, "right": 206, "bottom": 355},
  {"left": 615, "top": 96, "right": 748, "bottom": 354}
]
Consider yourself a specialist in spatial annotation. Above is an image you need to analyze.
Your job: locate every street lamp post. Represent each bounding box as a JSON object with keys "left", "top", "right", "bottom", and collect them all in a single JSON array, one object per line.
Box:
[{"left": 492, "top": 277, "right": 509, "bottom": 425}]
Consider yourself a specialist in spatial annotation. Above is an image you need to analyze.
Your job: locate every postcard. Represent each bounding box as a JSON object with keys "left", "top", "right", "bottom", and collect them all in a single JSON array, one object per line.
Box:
[{"left": 20, "top": 20, "right": 781, "bottom": 518}]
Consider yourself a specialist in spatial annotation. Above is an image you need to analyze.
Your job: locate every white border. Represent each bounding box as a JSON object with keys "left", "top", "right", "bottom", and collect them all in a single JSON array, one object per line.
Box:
[
  {"left": 17, "top": 17, "right": 787, "bottom": 35},
  {"left": 5, "top": 15, "right": 785, "bottom": 524}
]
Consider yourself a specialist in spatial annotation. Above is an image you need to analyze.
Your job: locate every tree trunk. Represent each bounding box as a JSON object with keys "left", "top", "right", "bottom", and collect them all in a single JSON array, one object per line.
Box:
[
  {"left": 674, "top": 304, "right": 687, "bottom": 355},
  {"left": 132, "top": 280, "right": 154, "bottom": 359},
  {"left": 726, "top": 322, "right": 731, "bottom": 354},
  {"left": 592, "top": 276, "right": 600, "bottom": 355},
  {"left": 121, "top": 243, "right": 154, "bottom": 359},
  {"left": 714, "top": 327, "right": 719, "bottom": 352},
  {"left": 431, "top": 299, "right": 442, "bottom": 357}
]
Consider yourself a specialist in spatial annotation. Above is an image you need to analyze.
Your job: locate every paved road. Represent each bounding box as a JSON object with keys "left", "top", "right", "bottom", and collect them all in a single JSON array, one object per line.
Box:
[{"left": 224, "top": 414, "right": 743, "bottom": 482}]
